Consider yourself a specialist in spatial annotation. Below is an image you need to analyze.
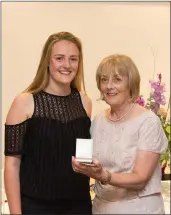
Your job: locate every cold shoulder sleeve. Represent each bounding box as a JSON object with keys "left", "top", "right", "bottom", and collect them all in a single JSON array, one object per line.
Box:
[
  {"left": 4, "top": 120, "right": 29, "bottom": 156},
  {"left": 137, "top": 115, "right": 168, "bottom": 154}
]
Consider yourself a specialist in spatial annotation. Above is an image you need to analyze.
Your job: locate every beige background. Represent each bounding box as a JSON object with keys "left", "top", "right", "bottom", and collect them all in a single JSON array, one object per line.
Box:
[{"left": 1, "top": 2, "right": 170, "bottom": 194}]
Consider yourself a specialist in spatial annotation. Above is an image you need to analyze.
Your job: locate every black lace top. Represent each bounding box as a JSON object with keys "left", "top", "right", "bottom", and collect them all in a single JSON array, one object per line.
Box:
[{"left": 4, "top": 88, "right": 91, "bottom": 201}]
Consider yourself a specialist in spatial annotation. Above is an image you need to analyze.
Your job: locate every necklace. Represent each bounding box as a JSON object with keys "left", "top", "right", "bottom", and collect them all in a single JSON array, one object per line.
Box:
[{"left": 108, "top": 103, "right": 135, "bottom": 122}]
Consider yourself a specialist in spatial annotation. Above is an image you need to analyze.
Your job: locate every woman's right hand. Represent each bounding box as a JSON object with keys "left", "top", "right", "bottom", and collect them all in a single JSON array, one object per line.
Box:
[{"left": 72, "top": 156, "right": 109, "bottom": 182}]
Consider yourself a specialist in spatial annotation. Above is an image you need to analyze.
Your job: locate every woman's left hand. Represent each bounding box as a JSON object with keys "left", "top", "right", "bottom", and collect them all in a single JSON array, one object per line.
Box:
[{"left": 72, "top": 156, "right": 106, "bottom": 181}]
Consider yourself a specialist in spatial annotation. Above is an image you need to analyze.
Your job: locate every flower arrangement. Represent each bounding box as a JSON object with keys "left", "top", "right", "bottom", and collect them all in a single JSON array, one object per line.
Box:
[{"left": 137, "top": 73, "right": 170, "bottom": 171}]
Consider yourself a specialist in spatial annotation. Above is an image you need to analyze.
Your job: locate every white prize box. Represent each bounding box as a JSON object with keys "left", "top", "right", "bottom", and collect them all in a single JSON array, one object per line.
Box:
[{"left": 75, "top": 138, "right": 93, "bottom": 163}]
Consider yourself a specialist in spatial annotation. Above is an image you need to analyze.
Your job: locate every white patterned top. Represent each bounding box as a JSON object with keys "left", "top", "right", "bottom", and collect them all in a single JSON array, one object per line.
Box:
[{"left": 91, "top": 110, "right": 168, "bottom": 202}]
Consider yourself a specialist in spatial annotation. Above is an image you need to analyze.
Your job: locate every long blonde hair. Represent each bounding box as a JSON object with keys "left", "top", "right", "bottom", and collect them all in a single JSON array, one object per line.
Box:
[{"left": 24, "top": 32, "right": 85, "bottom": 93}]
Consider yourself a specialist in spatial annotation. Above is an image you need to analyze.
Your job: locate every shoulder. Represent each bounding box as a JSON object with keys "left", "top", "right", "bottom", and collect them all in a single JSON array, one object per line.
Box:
[
  {"left": 133, "top": 104, "right": 160, "bottom": 125},
  {"left": 9, "top": 92, "right": 33, "bottom": 112},
  {"left": 79, "top": 91, "right": 92, "bottom": 118},
  {"left": 6, "top": 92, "right": 34, "bottom": 125},
  {"left": 137, "top": 110, "right": 163, "bottom": 135},
  {"left": 137, "top": 110, "right": 168, "bottom": 153},
  {"left": 15, "top": 92, "right": 33, "bottom": 104},
  {"left": 141, "top": 110, "right": 160, "bottom": 124}
]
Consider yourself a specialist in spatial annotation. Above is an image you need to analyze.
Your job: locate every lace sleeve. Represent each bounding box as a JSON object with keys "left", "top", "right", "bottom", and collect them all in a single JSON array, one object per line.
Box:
[
  {"left": 4, "top": 120, "right": 28, "bottom": 156},
  {"left": 138, "top": 116, "right": 168, "bottom": 154}
]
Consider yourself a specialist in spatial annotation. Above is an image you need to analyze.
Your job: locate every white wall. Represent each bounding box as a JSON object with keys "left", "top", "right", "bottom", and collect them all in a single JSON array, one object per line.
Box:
[{"left": 1, "top": 0, "right": 170, "bottom": 180}]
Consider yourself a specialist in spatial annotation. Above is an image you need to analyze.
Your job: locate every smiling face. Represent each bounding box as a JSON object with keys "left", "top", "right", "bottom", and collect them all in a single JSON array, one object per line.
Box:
[
  {"left": 96, "top": 54, "right": 141, "bottom": 107},
  {"left": 49, "top": 39, "right": 79, "bottom": 86},
  {"left": 100, "top": 70, "right": 130, "bottom": 107}
]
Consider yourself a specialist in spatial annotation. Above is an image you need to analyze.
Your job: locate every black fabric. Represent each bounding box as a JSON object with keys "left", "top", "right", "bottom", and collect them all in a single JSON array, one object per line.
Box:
[
  {"left": 21, "top": 194, "right": 92, "bottom": 214},
  {"left": 5, "top": 88, "right": 91, "bottom": 202}
]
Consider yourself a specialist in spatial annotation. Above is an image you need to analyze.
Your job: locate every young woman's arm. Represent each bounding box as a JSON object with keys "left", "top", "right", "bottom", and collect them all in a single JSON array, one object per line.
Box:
[
  {"left": 4, "top": 156, "right": 22, "bottom": 214},
  {"left": 4, "top": 93, "right": 33, "bottom": 214}
]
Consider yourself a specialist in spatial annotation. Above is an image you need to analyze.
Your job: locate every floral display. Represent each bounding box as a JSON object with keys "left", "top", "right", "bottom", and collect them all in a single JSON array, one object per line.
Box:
[{"left": 137, "top": 73, "right": 170, "bottom": 171}]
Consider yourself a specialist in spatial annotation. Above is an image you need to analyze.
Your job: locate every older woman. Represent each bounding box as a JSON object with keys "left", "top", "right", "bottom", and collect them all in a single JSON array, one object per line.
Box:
[{"left": 72, "top": 54, "right": 168, "bottom": 214}]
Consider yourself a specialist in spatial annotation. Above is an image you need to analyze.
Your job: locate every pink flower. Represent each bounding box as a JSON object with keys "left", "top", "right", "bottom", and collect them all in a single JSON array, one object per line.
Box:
[
  {"left": 136, "top": 96, "right": 145, "bottom": 106},
  {"left": 139, "top": 74, "right": 167, "bottom": 116},
  {"left": 153, "top": 92, "right": 166, "bottom": 105},
  {"left": 152, "top": 102, "right": 160, "bottom": 114},
  {"left": 149, "top": 80, "right": 166, "bottom": 93},
  {"left": 157, "top": 73, "right": 162, "bottom": 82}
]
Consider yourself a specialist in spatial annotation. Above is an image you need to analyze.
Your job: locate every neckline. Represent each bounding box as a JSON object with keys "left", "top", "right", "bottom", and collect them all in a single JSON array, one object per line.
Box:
[
  {"left": 105, "top": 109, "right": 154, "bottom": 125},
  {"left": 41, "top": 88, "right": 73, "bottom": 98},
  {"left": 108, "top": 103, "right": 135, "bottom": 122}
]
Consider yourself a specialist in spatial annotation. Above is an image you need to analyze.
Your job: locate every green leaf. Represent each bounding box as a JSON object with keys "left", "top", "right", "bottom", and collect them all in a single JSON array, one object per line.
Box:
[{"left": 166, "top": 125, "right": 170, "bottom": 134}]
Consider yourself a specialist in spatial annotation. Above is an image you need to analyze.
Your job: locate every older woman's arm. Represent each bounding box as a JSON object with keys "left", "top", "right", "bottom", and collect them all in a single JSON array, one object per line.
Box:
[
  {"left": 103, "top": 115, "right": 168, "bottom": 190},
  {"left": 108, "top": 150, "right": 160, "bottom": 190},
  {"left": 72, "top": 115, "right": 168, "bottom": 191}
]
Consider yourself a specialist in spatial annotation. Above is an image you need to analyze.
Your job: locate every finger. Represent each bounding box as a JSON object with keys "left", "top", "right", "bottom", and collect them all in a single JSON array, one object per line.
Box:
[
  {"left": 74, "top": 161, "right": 88, "bottom": 170},
  {"left": 74, "top": 168, "right": 80, "bottom": 173},
  {"left": 93, "top": 159, "right": 101, "bottom": 165},
  {"left": 72, "top": 161, "right": 85, "bottom": 172},
  {"left": 91, "top": 162, "right": 103, "bottom": 174},
  {"left": 72, "top": 156, "right": 84, "bottom": 167},
  {"left": 72, "top": 156, "right": 77, "bottom": 165},
  {"left": 92, "top": 160, "right": 102, "bottom": 170},
  {"left": 82, "top": 163, "right": 96, "bottom": 167}
]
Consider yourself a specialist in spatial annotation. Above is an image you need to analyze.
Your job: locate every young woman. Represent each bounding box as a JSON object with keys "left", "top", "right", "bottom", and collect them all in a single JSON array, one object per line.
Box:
[{"left": 4, "top": 31, "right": 92, "bottom": 214}]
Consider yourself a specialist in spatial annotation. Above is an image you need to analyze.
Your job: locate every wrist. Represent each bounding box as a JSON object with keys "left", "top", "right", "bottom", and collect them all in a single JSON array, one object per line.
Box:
[{"left": 100, "top": 169, "right": 112, "bottom": 185}]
